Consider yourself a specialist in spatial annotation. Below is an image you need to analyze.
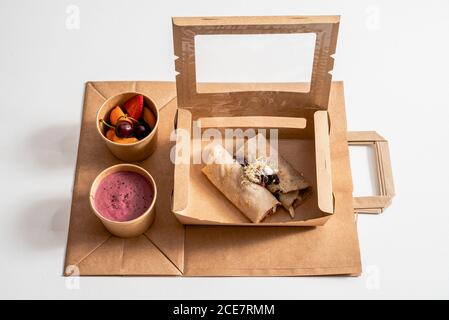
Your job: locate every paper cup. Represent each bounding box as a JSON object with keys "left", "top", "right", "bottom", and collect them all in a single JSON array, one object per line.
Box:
[
  {"left": 89, "top": 164, "right": 157, "bottom": 238},
  {"left": 96, "top": 92, "right": 159, "bottom": 162}
]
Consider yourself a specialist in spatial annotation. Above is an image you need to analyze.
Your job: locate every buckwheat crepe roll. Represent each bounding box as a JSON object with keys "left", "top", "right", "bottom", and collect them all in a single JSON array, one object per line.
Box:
[
  {"left": 237, "top": 134, "right": 311, "bottom": 218},
  {"left": 202, "top": 144, "right": 280, "bottom": 223}
]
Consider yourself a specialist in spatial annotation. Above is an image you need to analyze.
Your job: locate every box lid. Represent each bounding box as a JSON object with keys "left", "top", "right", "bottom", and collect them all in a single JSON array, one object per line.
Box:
[{"left": 172, "top": 16, "right": 340, "bottom": 118}]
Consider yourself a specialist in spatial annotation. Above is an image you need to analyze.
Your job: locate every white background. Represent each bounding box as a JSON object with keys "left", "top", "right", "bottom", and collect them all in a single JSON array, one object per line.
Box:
[{"left": 1, "top": 0, "right": 448, "bottom": 299}]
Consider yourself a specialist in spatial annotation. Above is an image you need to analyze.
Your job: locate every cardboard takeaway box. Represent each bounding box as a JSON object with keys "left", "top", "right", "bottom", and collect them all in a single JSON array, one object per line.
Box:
[{"left": 171, "top": 16, "right": 338, "bottom": 226}]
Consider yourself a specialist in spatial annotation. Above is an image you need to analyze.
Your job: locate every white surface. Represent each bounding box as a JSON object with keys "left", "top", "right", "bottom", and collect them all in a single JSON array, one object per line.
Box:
[{"left": 1, "top": 0, "right": 448, "bottom": 300}]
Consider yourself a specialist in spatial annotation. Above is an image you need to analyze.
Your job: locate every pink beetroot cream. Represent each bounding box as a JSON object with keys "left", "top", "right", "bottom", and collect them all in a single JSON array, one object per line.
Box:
[{"left": 94, "top": 171, "right": 153, "bottom": 222}]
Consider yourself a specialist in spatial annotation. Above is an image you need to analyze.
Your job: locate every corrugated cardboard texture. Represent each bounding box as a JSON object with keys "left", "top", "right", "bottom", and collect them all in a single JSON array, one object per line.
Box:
[{"left": 64, "top": 81, "right": 361, "bottom": 276}]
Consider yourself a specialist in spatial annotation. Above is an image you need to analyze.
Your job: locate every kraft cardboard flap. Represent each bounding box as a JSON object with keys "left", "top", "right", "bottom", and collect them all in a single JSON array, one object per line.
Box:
[
  {"left": 172, "top": 15, "right": 339, "bottom": 118},
  {"left": 64, "top": 81, "right": 184, "bottom": 276},
  {"left": 76, "top": 235, "right": 181, "bottom": 276},
  {"left": 87, "top": 81, "right": 177, "bottom": 111}
]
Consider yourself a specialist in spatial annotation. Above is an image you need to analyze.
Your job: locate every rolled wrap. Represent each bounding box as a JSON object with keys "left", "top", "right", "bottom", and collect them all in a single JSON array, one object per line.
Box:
[
  {"left": 237, "top": 134, "right": 311, "bottom": 218},
  {"left": 202, "top": 144, "right": 280, "bottom": 223}
]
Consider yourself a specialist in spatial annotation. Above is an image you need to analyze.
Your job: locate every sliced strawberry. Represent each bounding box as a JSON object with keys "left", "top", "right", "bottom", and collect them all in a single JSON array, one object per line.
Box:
[{"left": 123, "top": 94, "right": 144, "bottom": 120}]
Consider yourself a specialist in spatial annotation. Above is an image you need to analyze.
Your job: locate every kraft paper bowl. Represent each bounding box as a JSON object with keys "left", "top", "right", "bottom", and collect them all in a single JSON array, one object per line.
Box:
[
  {"left": 89, "top": 164, "right": 157, "bottom": 238},
  {"left": 96, "top": 92, "right": 159, "bottom": 162}
]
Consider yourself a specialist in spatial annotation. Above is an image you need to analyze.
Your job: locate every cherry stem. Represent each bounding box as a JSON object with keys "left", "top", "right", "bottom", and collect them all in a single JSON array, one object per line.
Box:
[
  {"left": 100, "top": 119, "right": 115, "bottom": 129},
  {"left": 119, "top": 115, "right": 139, "bottom": 123}
]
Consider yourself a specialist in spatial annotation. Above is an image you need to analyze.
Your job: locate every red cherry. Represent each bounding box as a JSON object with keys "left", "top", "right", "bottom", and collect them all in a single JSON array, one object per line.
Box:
[
  {"left": 115, "top": 120, "right": 133, "bottom": 138},
  {"left": 133, "top": 123, "right": 150, "bottom": 140}
]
